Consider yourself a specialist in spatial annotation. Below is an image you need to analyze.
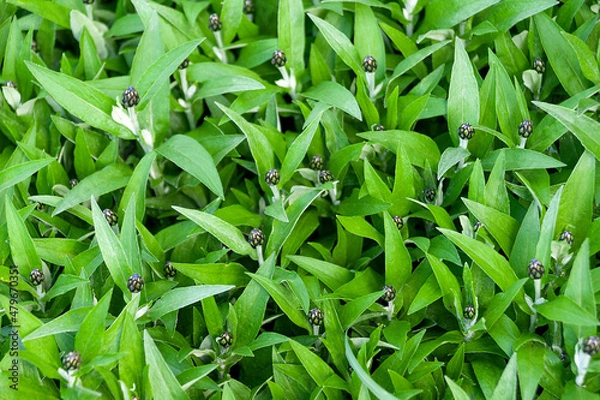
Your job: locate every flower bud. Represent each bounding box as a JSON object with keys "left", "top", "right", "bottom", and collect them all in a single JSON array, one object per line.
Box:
[
  {"left": 458, "top": 123, "right": 474, "bottom": 140},
  {"left": 217, "top": 331, "right": 233, "bottom": 347},
  {"left": 164, "top": 261, "right": 177, "bottom": 278},
  {"left": 463, "top": 305, "right": 475, "bottom": 319},
  {"left": 69, "top": 178, "right": 79, "bottom": 188},
  {"left": 5, "top": 81, "right": 16, "bottom": 89},
  {"left": 62, "top": 351, "right": 82, "bottom": 371},
  {"left": 473, "top": 221, "right": 483, "bottom": 232},
  {"left": 309, "top": 155, "right": 324, "bottom": 170},
  {"left": 375, "top": 124, "right": 385, "bottom": 131},
  {"left": 528, "top": 259, "right": 545, "bottom": 280},
  {"left": 244, "top": 0, "right": 254, "bottom": 14},
  {"left": 208, "top": 13, "right": 222, "bottom": 32},
  {"left": 178, "top": 58, "right": 190, "bottom": 70},
  {"left": 381, "top": 285, "right": 396, "bottom": 302},
  {"left": 559, "top": 230, "right": 574, "bottom": 245},
  {"left": 533, "top": 58, "right": 545, "bottom": 74},
  {"left": 271, "top": 49, "right": 287, "bottom": 67},
  {"left": 248, "top": 228, "right": 265, "bottom": 248},
  {"left": 362, "top": 56, "right": 377, "bottom": 73},
  {"left": 583, "top": 336, "right": 600, "bottom": 356},
  {"left": 318, "top": 170, "right": 334, "bottom": 184},
  {"left": 83, "top": 0, "right": 94, "bottom": 4},
  {"left": 30, "top": 268, "right": 44, "bottom": 286},
  {"left": 425, "top": 188, "right": 436, "bottom": 203},
  {"left": 103, "top": 209, "right": 118, "bottom": 226},
  {"left": 392, "top": 215, "right": 403, "bottom": 230},
  {"left": 265, "top": 169, "right": 280, "bottom": 186},
  {"left": 31, "top": 40, "right": 39, "bottom": 53},
  {"left": 308, "top": 308, "right": 324, "bottom": 326},
  {"left": 121, "top": 86, "right": 140, "bottom": 108},
  {"left": 518, "top": 120, "right": 533, "bottom": 138},
  {"left": 127, "top": 273, "right": 144, "bottom": 293}
]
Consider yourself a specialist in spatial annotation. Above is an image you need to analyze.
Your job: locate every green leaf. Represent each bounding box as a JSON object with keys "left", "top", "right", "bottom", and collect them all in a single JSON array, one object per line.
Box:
[
  {"left": 148, "top": 285, "right": 233, "bottom": 320},
  {"left": 6, "top": 198, "right": 41, "bottom": 277},
  {"left": 157, "top": 135, "right": 224, "bottom": 199},
  {"left": 490, "top": 354, "right": 517, "bottom": 400},
  {"left": 359, "top": 130, "right": 441, "bottom": 168},
  {"left": 173, "top": 206, "right": 255, "bottom": 257},
  {"left": 389, "top": 40, "right": 452, "bottom": 82},
  {"left": 535, "top": 13, "right": 590, "bottom": 96},
  {"left": 119, "top": 151, "right": 156, "bottom": 220},
  {"left": 384, "top": 212, "right": 411, "bottom": 289},
  {"left": 535, "top": 296, "right": 598, "bottom": 326},
  {"left": 564, "top": 240, "right": 596, "bottom": 319},
  {"left": 75, "top": 289, "right": 112, "bottom": 362},
  {"left": 420, "top": 0, "right": 502, "bottom": 30},
  {"left": 486, "top": 0, "right": 556, "bottom": 32},
  {"left": 462, "top": 198, "right": 518, "bottom": 255},
  {"left": 481, "top": 149, "right": 566, "bottom": 171},
  {"left": 53, "top": 163, "right": 132, "bottom": 216},
  {"left": 195, "top": 76, "right": 265, "bottom": 99},
  {"left": 174, "top": 263, "right": 250, "bottom": 287},
  {"left": 438, "top": 147, "right": 470, "bottom": 178},
  {"left": 287, "top": 255, "right": 353, "bottom": 291},
  {"left": 135, "top": 39, "right": 203, "bottom": 110},
  {"left": 535, "top": 187, "right": 562, "bottom": 269},
  {"left": 0, "top": 158, "right": 55, "bottom": 193},
  {"left": 91, "top": 198, "right": 132, "bottom": 294},
  {"left": 448, "top": 38, "right": 480, "bottom": 145},
  {"left": 144, "top": 330, "right": 190, "bottom": 400},
  {"left": 516, "top": 341, "right": 546, "bottom": 400},
  {"left": 337, "top": 215, "right": 384, "bottom": 246},
  {"left": 303, "top": 81, "right": 362, "bottom": 121},
  {"left": 355, "top": 3, "right": 386, "bottom": 81},
  {"left": 278, "top": 0, "right": 305, "bottom": 74},
  {"left": 290, "top": 340, "right": 348, "bottom": 391},
  {"left": 562, "top": 32, "right": 600, "bottom": 84},
  {"left": 533, "top": 101, "right": 600, "bottom": 162},
  {"left": 24, "top": 307, "right": 93, "bottom": 341},
  {"left": 308, "top": 13, "right": 362, "bottom": 75},
  {"left": 445, "top": 376, "right": 470, "bottom": 400},
  {"left": 280, "top": 120, "right": 319, "bottom": 185},
  {"left": 25, "top": 62, "right": 135, "bottom": 139},
  {"left": 221, "top": 0, "right": 243, "bottom": 45}
]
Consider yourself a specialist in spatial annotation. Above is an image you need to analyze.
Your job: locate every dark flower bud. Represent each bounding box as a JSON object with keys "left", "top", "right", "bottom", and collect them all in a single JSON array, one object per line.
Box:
[
  {"left": 34, "top": 202, "right": 45, "bottom": 211},
  {"left": 178, "top": 58, "right": 190, "bottom": 70},
  {"left": 533, "top": 58, "right": 545, "bottom": 74},
  {"left": 31, "top": 40, "right": 39, "bottom": 53},
  {"left": 121, "top": 86, "right": 140, "bottom": 108},
  {"left": 463, "top": 305, "right": 475, "bottom": 319},
  {"left": 392, "top": 215, "right": 403, "bottom": 230},
  {"left": 30, "top": 268, "right": 44, "bottom": 286},
  {"left": 318, "top": 170, "right": 334, "bottom": 184},
  {"left": 518, "top": 120, "right": 533, "bottom": 138},
  {"left": 308, "top": 308, "right": 324, "bottom": 326},
  {"left": 271, "top": 49, "right": 287, "bottom": 67},
  {"left": 69, "top": 178, "right": 79, "bottom": 188},
  {"left": 375, "top": 124, "right": 385, "bottom": 131},
  {"left": 309, "top": 155, "right": 324, "bottom": 170},
  {"left": 164, "top": 261, "right": 177, "bottom": 278},
  {"left": 458, "top": 123, "right": 474, "bottom": 140},
  {"left": 5, "top": 81, "right": 16, "bottom": 89},
  {"left": 83, "top": 0, "right": 94, "bottom": 4},
  {"left": 265, "top": 169, "right": 280, "bottom": 186},
  {"left": 127, "top": 273, "right": 144, "bottom": 293},
  {"left": 62, "top": 351, "right": 82, "bottom": 371},
  {"left": 248, "top": 228, "right": 265, "bottom": 248},
  {"left": 528, "top": 259, "right": 545, "bottom": 280},
  {"left": 217, "top": 331, "right": 233, "bottom": 347},
  {"left": 208, "top": 13, "right": 222, "bottom": 32},
  {"left": 425, "top": 188, "right": 436, "bottom": 203},
  {"left": 244, "top": 0, "right": 254, "bottom": 14},
  {"left": 103, "top": 209, "right": 118, "bottom": 226},
  {"left": 362, "top": 56, "right": 377, "bottom": 73},
  {"left": 583, "top": 336, "right": 600, "bottom": 356},
  {"left": 559, "top": 230, "right": 574, "bottom": 245},
  {"left": 381, "top": 285, "right": 396, "bottom": 302},
  {"left": 473, "top": 221, "right": 483, "bottom": 232}
]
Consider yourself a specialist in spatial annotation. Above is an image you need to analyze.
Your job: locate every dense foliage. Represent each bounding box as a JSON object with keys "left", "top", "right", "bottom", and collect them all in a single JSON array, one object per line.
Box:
[{"left": 1, "top": 0, "right": 600, "bottom": 399}]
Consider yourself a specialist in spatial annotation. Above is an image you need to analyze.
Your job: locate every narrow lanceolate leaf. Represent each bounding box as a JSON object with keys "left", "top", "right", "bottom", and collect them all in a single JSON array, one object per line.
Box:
[
  {"left": 173, "top": 206, "right": 255, "bottom": 257},
  {"left": 535, "top": 13, "right": 590, "bottom": 96},
  {"left": 280, "top": 119, "right": 319, "bottom": 185},
  {"left": 0, "top": 158, "right": 54, "bottom": 193},
  {"left": 25, "top": 62, "right": 135, "bottom": 139},
  {"left": 195, "top": 76, "right": 264, "bottom": 99},
  {"left": 91, "top": 198, "right": 132, "bottom": 294},
  {"left": 278, "top": 0, "right": 305, "bottom": 74},
  {"left": 157, "top": 135, "right": 224, "bottom": 199},
  {"left": 53, "top": 163, "right": 132, "bottom": 216},
  {"left": 75, "top": 289, "right": 112, "bottom": 362},
  {"left": 308, "top": 14, "right": 362, "bottom": 75},
  {"left": 288, "top": 255, "right": 353, "bottom": 290},
  {"left": 447, "top": 38, "right": 479, "bottom": 145},
  {"left": 440, "top": 229, "right": 518, "bottom": 292},
  {"left": 144, "top": 330, "right": 190, "bottom": 400},
  {"left": 420, "top": 0, "right": 502, "bottom": 31},
  {"left": 119, "top": 151, "right": 156, "bottom": 221},
  {"left": 148, "top": 285, "right": 234, "bottom": 320},
  {"left": 6, "top": 197, "right": 41, "bottom": 277},
  {"left": 535, "top": 296, "right": 598, "bottom": 326},
  {"left": 384, "top": 212, "right": 411, "bottom": 290},
  {"left": 303, "top": 81, "right": 362, "bottom": 120},
  {"left": 290, "top": 340, "right": 349, "bottom": 391},
  {"left": 135, "top": 39, "right": 203, "bottom": 110},
  {"left": 462, "top": 198, "right": 519, "bottom": 256},
  {"left": 533, "top": 102, "right": 600, "bottom": 162}
]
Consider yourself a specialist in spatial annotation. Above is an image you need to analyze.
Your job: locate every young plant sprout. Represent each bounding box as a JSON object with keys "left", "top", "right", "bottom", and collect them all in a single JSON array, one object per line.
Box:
[
  {"left": 209, "top": 14, "right": 226, "bottom": 63},
  {"left": 272, "top": 49, "right": 297, "bottom": 99},
  {"left": 265, "top": 168, "right": 281, "bottom": 201},
  {"left": 575, "top": 335, "right": 599, "bottom": 386},
  {"left": 318, "top": 170, "right": 340, "bottom": 205},
  {"left": 381, "top": 285, "right": 397, "bottom": 320},
  {"left": 248, "top": 228, "right": 265, "bottom": 265},
  {"left": 362, "top": 56, "right": 381, "bottom": 100}
]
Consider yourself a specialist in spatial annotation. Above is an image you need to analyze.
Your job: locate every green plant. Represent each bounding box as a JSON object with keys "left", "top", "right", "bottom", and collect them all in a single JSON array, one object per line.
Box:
[{"left": 0, "top": 0, "right": 600, "bottom": 399}]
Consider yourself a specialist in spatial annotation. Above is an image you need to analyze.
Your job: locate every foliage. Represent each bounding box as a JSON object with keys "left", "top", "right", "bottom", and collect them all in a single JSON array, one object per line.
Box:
[{"left": 0, "top": 0, "right": 600, "bottom": 399}]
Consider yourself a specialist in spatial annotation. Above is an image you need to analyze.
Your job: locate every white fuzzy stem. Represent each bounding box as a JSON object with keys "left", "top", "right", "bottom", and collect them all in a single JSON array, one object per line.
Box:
[{"left": 518, "top": 136, "right": 528, "bottom": 149}]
